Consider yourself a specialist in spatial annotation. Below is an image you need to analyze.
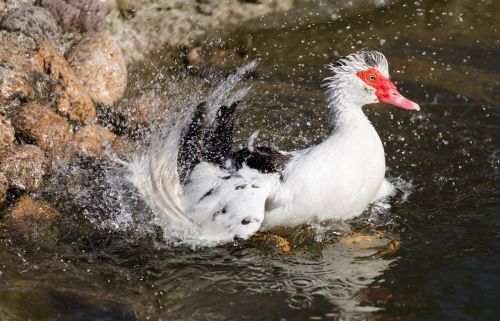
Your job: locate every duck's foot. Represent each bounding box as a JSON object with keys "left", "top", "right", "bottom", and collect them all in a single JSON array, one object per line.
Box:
[
  {"left": 339, "top": 231, "right": 400, "bottom": 256},
  {"left": 250, "top": 233, "right": 291, "bottom": 253}
]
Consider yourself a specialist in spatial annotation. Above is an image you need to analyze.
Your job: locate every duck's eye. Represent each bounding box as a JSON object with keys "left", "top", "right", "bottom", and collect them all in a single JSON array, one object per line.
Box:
[{"left": 367, "top": 74, "right": 376, "bottom": 81}]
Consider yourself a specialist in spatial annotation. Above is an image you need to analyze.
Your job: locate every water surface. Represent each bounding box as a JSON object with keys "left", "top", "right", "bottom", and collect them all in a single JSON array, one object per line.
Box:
[{"left": 1, "top": 0, "right": 499, "bottom": 320}]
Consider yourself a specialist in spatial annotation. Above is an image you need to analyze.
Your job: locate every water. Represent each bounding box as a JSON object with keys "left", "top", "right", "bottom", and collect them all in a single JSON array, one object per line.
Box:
[{"left": 1, "top": 0, "right": 499, "bottom": 320}]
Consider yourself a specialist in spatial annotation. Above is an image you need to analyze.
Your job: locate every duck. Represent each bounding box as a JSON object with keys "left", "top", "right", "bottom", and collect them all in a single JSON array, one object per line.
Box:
[{"left": 128, "top": 51, "right": 420, "bottom": 245}]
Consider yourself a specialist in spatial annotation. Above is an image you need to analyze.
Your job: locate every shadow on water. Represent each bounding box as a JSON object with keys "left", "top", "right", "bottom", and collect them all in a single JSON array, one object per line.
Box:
[{"left": 1, "top": 0, "right": 499, "bottom": 320}]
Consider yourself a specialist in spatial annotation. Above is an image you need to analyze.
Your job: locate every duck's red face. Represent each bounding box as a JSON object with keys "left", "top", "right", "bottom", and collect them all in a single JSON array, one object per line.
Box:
[{"left": 356, "top": 68, "right": 420, "bottom": 111}]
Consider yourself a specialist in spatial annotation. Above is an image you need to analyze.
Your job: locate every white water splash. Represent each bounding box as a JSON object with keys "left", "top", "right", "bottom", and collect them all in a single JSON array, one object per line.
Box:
[{"left": 126, "top": 62, "right": 258, "bottom": 247}]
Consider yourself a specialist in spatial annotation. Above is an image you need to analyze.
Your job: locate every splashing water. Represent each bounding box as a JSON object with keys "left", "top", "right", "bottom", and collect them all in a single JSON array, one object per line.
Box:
[{"left": 126, "top": 62, "right": 259, "bottom": 247}]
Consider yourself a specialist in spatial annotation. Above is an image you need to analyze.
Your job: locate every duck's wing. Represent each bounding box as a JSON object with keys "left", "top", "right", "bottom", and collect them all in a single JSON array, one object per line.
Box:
[
  {"left": 232, "top": 146, "right": 292, "bottom": 175},
  {"left": 185, "top": 162, "right": 279, "bottom": 242},
  {"left": 177, "top": 101, "right": 238, "bottom": 185}
]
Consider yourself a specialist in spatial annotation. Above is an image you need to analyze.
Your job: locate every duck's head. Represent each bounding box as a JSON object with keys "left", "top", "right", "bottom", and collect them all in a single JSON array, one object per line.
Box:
[{"left": 325, "top": 51, "right": 420, "bottom": 111}]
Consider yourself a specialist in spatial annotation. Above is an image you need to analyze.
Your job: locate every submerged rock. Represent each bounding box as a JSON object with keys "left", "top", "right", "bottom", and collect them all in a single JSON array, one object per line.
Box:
[
  {"left": 34, "top": 41, "right": 96, "bottom": 121},
  {"left": 186, "top": 46, "right": 245, "bottom": 70},
  {"left": 9, "top": 102, "right": 74, "bottom": 159},
  {"left": 73, "top": 124, "right": 115, "bottom": 158},
  {"left": 67, "top": 32, "right": 127, "bottom": 106},
  {"left": 9, "top": 195, "right": 59, "bottom": 222},
  {"left": 73, "top": 124, "right": 136, "bottom": 160},
  {"left": 113, "top": 90, "right": 165, "bottom": 130},
  {"left": 0, "top": 145, "right": 49, "bottom": 192},
  {"left": 0, "top": 5, "right": 60, "bottom": 43},
  {"left": 0, "top": 115, "right": 15, "bottom": 149},
  {"left": 0, "top": 172, "right": 7, "bottom": 205},
  {"left": 40, "top": 0, "right": 115, "bottom": 32}
]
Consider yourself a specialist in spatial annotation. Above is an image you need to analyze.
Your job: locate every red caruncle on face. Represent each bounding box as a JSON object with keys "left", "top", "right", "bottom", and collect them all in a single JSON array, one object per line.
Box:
[{"left": 355, "top": 68, "right": 420, "bottom": 111}]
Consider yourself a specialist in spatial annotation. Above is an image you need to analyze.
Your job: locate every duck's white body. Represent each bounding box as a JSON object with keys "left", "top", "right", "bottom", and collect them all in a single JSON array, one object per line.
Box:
[
  {"left": 263, "top": 107, "right": 388, "bottom": 228},
  {"left": 129, "top": 51, "right": 419, "bottom": 245}
]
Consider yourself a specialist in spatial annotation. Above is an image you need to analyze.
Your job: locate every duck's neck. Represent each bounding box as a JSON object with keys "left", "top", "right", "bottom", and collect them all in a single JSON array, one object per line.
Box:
[{"left": 327, "top": 94, "right": 369, "bottom": 134}]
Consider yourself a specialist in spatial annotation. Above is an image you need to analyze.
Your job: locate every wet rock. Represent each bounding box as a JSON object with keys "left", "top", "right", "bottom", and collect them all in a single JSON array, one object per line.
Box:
[
  {"left": 9, "top": 195, "right": 59, "bottom": 222},
  {"left": 0, "top": 5, "right": 60, "bottom": 43},
  {"left": 0, "top": 172, "right": 7, "bottom": 205},
  {"left": 72, "top": 124, "right": 135, "bottom": 160},
  {"left": 73, "top": 124, "right": 116, "bottom": 158},
  {"left": 116, "top": 0, "right": 148, "bottom": 12},
  {"left": 0, "top": 67, "right": 33, "bottom": 103},
  {"left": 9, "top": 102, "right": 73, "bottom": 159},
  {"left": 34, "top": 41, "right": 96, "bottom": 121},
  {"left": 114, "top": 90, "right": 165, "bottom": 130},
  {"left": 0, "top": 115, "right": 15, "bottom": 149},
  {"left": 0, "top": 145, "right": 49, "bottom": 192},
  {"left": 186, "top": 46, "right": 202, "bottom": 66},
  {"left": 186, "top": 47, "right": 245, "bottom": 70},
  {"left": 40, "top": 0, "right": 115, "bottom": 32},
  {"left": 0, "top": 40, "right": 43, "bottom": 109},
  {"left": 67, "top": 32, "right": 127, "bottom": 106}
]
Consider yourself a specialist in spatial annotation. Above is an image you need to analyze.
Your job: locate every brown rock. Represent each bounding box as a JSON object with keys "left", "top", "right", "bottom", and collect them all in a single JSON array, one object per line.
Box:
[
  {"left": 0, "top": 67, "right": 33, "bottom": 102},
  {"left": 34, "top": 41, "right": 95, "bottom": 121},
  {"left": 111, "top": 136, "right": 136, "bottom": 161},
  {"left": 186, "top": 46, "right": 202, "bottom": 66},
  {"left": 119, "top": 90, "right": 165, "bottom": 127},
  {"left": 67, "top": 32, "right": 127, "bottom": 106},
  {"left": 0, "top": 5, "right": 60, "bottom": 43},
  {"left": 73, "top": 124, "right": 116, "bottom": 158},
  {"left": 186, "top": 47, "right": 245, "bottom": 70},
  {"left": 0, "top": 171, "right": 7, "bottom": 205},
  {"left": 9, "top": 103, "right": 73, "bottom": 159},
  {"left": 0, "top": 115, "right": 15, "bottom": 149},
  {"left": 40, "top": 0, "right": 115, "bottom": 32},
  {"left": 0, "top": 145, "right": 49, "bottom": 192},
  {"left": 10, "top": 195, "right": 59, "bottom": 222},
  {"left": 0, "top": 40, "right": 41, "bottom": 75},
  {"left": 0, "top": 41, "right": 42, "bottom": 107}
]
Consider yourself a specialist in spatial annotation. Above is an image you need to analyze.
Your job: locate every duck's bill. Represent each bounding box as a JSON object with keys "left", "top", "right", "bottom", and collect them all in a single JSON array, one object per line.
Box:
[{"left": 381, "top": 89, "right": 420, "bottom": 111}]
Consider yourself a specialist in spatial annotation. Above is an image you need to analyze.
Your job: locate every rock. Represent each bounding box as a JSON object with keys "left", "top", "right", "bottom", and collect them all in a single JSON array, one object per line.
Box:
[
  {"left": 0, "top": 145, "right": 49, "bottom": 192},
  {"left": 0, "top": 67, "right": 33, "bottom": 103},
  {"left": 73, "top": 124, "right": 116, "bottom": 158},
  {"left": 186, "top": 47, "right": 245, "bottom": 70},
  {"left": 67, "top": 32, "right": 127, "bottom": 106},
  {"left": 10, "top": 195, "right": 59, "bottom": 222},
  {"left": 186, "top": 46, "right": 202, "bottom": 66},
  {"left": 0, "top": 5, "right": 60, "bottom": 43},
  {"left": 72, "top": 124, "right": 135, "bottom": 159},
  {"left": 34, "top": 41, "right": 96, "bottom": 121},
  {"left": 116, "top": 0, "right": 149, "bottom": 12},
  {"left": 0, "top": 40, "right": 42, "bottom": 109},
  {"left": 115, "top": 90, "right": 165, "bottom": 129},
  {"left": 40, "top": 0, "right": 115, "bottom": 32},
  {"left": 0, "top": 172, "right": 7, "bottom": 205},
  {"left": 111, "top": 136, "right": 136, "bottom": 161},
  {"left": 0, "top": 115, "right": 15, "bottom": 149},
  {"left": 9, "top": 103, "right": 73, "bottom": 159},
  {"left": 0, "top": 40, "right": 40, "bottom": 74},
  {"left": 107, "top": 0, "right": 293, "bottom": 63}
]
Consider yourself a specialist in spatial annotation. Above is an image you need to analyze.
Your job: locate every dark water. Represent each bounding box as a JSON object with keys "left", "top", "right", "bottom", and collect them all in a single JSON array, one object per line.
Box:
[{"left": 1, "top": 0, "right": 499, "bottom": 320}]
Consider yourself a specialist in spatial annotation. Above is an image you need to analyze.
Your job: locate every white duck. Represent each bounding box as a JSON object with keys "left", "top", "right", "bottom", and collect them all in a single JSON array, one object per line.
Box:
[{"left": 129, "top": 51, "right": 420, "bottom": 245}]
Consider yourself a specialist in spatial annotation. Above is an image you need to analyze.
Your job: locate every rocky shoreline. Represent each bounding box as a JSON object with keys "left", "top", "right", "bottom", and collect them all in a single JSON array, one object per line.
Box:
[{"left": 0, "top": 0, "right": 293, "bottom": 224}]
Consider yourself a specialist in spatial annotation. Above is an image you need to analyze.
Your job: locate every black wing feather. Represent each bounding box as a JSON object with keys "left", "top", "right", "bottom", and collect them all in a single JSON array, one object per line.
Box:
[{"left": 178, "top": 101, "right": 292, "bottom": 184}]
